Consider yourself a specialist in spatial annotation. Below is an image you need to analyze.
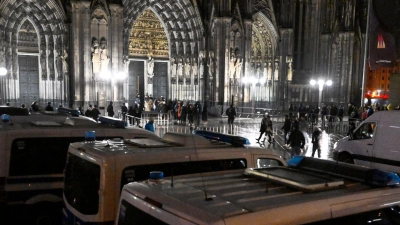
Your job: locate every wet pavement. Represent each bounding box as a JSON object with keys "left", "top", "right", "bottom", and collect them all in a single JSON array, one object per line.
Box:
[{"left": 137, "top": 115, "right": 348, "bottom": 162}]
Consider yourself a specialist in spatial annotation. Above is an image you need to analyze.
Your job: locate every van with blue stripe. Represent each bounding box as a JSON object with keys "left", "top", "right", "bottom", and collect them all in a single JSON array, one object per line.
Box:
[{"left": 0, "top": 107, "right": 159, "bottom": 225}]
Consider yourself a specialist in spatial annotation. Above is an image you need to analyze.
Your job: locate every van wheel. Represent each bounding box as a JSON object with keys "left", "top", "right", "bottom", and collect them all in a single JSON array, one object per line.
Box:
[
  {"left": 31, "top": 203, "right": 62, "bottom": 225},
  {"left": 339, "top": 154, "right": 354, "bottom": 164}
]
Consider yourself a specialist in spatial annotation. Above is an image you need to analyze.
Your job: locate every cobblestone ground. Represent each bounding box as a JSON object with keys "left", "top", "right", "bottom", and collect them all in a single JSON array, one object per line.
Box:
[{"left": 137, "top": 116, "right": 348, "bottom": 162}]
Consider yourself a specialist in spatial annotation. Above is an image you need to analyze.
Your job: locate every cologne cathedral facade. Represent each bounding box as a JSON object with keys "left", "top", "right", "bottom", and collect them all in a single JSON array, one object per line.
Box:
[{"left": 0, "top": 0, "right": 369, "bottom": 112}]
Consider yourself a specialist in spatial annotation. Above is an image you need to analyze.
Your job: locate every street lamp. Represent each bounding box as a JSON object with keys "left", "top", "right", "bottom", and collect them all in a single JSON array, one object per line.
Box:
[
  {"left": 310, "top": 79, "right": 332, "bottom": 109},
  {"left": 0, "top": 67, "right": 7, "bottom": 76}
]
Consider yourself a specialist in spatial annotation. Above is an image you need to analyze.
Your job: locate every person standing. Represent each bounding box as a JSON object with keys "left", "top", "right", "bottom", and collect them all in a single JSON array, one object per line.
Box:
[
  {"left": 145, "top": 117, "right": 155, "bottom": 133},
  {"left": 226, "top": 105, "right": 237, "bottom": 127},
  {"left": 31, "top": 101, "right": 39, "bottom": 112},
  {"left": 264, "top": 115, "right": 275, "bottom": 143},
  {"left": 281, "top": 115, "right": 291, "bottom": 144},
  {"left": 256, "top": 114, "right": 267, "bottom": 143},
  {"left": 127, "top": 106, "right": 135, "bottom": 125},
  {"left": 107, "top": 101, "right": 114, "bottom": 117},
  {"left": 45, "top": 102, "right": 54, "bottom": 111},
  {"left": 121, "top": 103, "right": 128, "bottom": 121},
  {"left": 92, "top": 105, "right": 101, "bottom": 122},
  {"left": 311, "top": 126, "right": 322, "bottom": 158},
  {"left": 187, "top": 104, "right": 194, "bottom": 126},
  {"left": 287, "top": 125, "right": 305, "bottom": 158},
  {"left": 85, "top": 104, "right": 93, "bottom": 117},
  {"left": 337, "top": 105, "right": 344, "bottom": 122},
  {"left": 133, "top": 104, "right": 142, "bottom": 127}
]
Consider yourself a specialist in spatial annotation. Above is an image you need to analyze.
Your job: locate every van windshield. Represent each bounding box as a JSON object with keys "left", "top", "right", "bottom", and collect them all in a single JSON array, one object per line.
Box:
[{"left": 64, "top": 153, "right": 101, "bottom": 215}]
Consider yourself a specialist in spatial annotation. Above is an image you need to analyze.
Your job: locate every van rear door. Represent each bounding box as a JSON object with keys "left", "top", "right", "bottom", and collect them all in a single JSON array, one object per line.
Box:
[{"left": 373, "top": 121, "right": 400, "bottom": 174}]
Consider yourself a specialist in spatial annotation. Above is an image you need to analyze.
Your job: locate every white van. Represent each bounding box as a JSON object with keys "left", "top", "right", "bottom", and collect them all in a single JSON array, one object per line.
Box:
[
  {"left": 117, "top": 156, "right": 400, "bottom": 225},
  {"left": 333, "top": 110, "right": 400, "bottom": 173},
  {"left": 0, "top": 110, "right": 159, "bottom": 225},
  {"left": 62, "top": 132, "right": 286, "bottom": 225}
]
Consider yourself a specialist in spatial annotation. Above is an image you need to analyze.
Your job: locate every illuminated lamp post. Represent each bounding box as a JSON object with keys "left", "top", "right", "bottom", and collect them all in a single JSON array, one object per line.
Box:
[{"left": 310, "top": 79, "right": 332, "bottom": 109}]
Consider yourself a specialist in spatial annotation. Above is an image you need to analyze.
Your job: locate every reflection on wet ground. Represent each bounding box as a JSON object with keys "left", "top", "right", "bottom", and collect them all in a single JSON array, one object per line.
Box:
[{"left": 147, "top": 116, "right": 347, "bottom": 162}]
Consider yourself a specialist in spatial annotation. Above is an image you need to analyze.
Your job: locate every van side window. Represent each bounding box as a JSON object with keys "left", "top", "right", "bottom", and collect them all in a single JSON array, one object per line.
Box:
[
  {"left": 352, "top": 123, "right": 375, "bottom": 140},
  {"left": 10, "top": 136, "right": 123, "bottom": 176},
  {"left": 121, "top": 159, "right": 248, "bottom": 189},
  {"left": 257, "top": 158, "right": 284, "bottom": 168}
]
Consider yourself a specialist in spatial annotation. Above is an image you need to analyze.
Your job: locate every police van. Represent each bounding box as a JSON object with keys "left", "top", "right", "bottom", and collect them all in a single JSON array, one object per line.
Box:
[
  {"left": 117, "top": 156, "right": 400, "bottom": 225},
  {"left": 62, "top": 132, "right": 286, "bottom": 225},
  {"left": 0, "top": 107, "right": 159, "bottom": 224},
  {"left": 333, "top": 110, "right": 400, "bottom": 174}
]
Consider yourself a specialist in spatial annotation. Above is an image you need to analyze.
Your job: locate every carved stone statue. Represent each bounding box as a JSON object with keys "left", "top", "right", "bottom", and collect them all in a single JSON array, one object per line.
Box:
[
  {"left": 192, "top": 58, "right": 198, "bottom": 78},
  {"left": 199, "top": 59, "right": 204, "bottom": 79},
  {"left": 92, "top": 39, "right": 100, "bottom": 74},
  {"left": 56, "top": 50, "right": 62, "bottom": 77},
  {"left": 234, "top": 58, "right": 243, "bottom": 78},
  {"left": 229, "top": 52, "right": 236, "bottom": 78},
  {"left": 147, "top": 56, "right": 154, "bottom": 77},
  {"left": 184, "top": 58, "right": 191, "bottom": 78},
  {"left": 274, "top": 61, "right": 279, "bottom": 81},
  {"left": 208, "top": 52, "right": 214, "bottom": 78},
  {"left": 177, "top": 59, "right": 183, "bottom": 77},
  {"left": 123, "top": 55, "right": 129, "bottom": 73},
  {"left": 99, "top": 39, "right": 109, "bottom": 72},
  {"left": 287, "top": 61, "right": 292, "bottom": 81},
  {"left": 62, "top": 50, "right": 68, "bottom": 74},
  {"left": 40, "top": 50, "right": 47, "bottom": 80},
  {"left": 256, "top": 62, "right": 262, "bottom": 78},
  {"left": 267, "top": 62, "right": 272, "bottom": 81},
  {"left": 171, "top": 58, "right": 177, "bottom": 77}
]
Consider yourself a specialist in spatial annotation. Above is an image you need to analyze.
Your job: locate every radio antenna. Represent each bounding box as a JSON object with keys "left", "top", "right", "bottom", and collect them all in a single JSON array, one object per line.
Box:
[{"left": 191, "top": 131, "right": 213, "bottom": 201}]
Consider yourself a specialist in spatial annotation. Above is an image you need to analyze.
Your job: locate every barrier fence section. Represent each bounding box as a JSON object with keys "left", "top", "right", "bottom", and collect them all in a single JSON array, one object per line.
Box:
[{"left": 118, "top": 108, "right": 361, "bottom": 136}]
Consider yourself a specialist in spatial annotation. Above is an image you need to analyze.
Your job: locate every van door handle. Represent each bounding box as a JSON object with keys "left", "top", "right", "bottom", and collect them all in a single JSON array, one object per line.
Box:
[{"left": 367, "top": 144, "right": 373, "bottom": 146}]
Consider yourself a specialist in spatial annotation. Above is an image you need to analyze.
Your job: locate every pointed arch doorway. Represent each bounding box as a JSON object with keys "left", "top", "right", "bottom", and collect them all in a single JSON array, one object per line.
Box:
[
  {"left": 128, "top": 8, "right": 169, "bottom": 104},
  {"left": 18, "top": 20, "right": 40, "bottom": 106}
]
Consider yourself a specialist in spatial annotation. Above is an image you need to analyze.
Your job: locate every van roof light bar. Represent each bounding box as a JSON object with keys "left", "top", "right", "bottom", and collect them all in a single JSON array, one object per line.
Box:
[
  {"left": 287, "top": 156, "right": 400, "bottom": 187},
  {"left": 193, "top": 130, "right": 250, "bottom": 147},
  {"left": 57, "top": 107, "right": 80, "bottom": 117},
  {"left": 98, "top": 116, "right": 126, "bottom": 128}
]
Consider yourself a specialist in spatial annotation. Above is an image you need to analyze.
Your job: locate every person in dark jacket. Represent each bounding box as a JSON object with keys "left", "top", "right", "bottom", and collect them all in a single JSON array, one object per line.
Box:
[
  {"left": 287, "top": 125, "right": 305, "bottom": 158},
  {"left": 127, "top": 106, "right": 135, "bottom": 125},
  {"left": 92, "top": 105, "right": 100, "bottom": 122},
  {"left": 311, "top": 126, "right": 322, "bottom": 158},
  {"left": 256, "top": 114, "right": 267, "bottom": 143},
  {"left": 133, "top": 104, "right": 142, "bottom": 127},
  {"left": 85, "top": 104, "right": 93, "bottom": 117},
  {"left": 226, "top": 105, "right": 237, "bottom": 126},
  {"left": 281, "top": 115, "right": 291, "bottom": 144},
  {"left": 31, "top": 101, "right": 39, "bottom": 112},
  {"left": 121, "top": 103, "right": 128, "bottom": 121},
  {"left": 107, "top": 101, "right": 114, "bottom": 117},
  {"left": 45, "top": 102, "right": 54, "bottom": 111}
]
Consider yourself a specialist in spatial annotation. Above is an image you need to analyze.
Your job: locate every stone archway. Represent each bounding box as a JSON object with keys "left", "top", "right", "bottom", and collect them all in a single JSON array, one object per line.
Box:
[
  {"left": 0, "top": 0, "right": 67, "bottom": 106},
  {"left": 128, "top": 9, "right": 169, "bottom": 102},
  {"left": 124, "top": 0, "right": 203, "bottom": 104},
  {"left": 251, "top": 12, "right": 279, "bottom": 106}
]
